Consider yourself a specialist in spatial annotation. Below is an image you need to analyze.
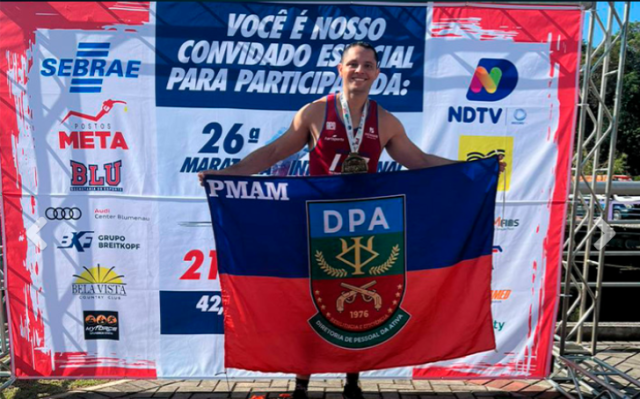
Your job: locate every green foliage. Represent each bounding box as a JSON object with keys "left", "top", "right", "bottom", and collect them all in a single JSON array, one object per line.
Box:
[
  {"left": 0, "top": 379, "right": 107, "bottom": 399},
  {"left": 578, "top": 21, "right": 640, "bottom": 178}
]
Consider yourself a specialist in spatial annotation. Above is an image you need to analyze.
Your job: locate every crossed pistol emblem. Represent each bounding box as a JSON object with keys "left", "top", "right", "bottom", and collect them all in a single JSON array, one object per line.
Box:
[{"left": 336, "top": 281, "right": 382, "bottom": 313}]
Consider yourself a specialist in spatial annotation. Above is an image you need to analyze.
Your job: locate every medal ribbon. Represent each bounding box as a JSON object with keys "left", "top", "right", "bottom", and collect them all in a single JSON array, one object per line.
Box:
[{"left": 339, "top": 92, "right": 369, "bottom": 154}]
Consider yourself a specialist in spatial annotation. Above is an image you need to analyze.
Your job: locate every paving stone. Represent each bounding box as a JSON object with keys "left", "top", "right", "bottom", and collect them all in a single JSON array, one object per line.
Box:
[
  {"left": 155, "top": 385, "right": 180, "bottom": 393},
  {"left": 411, "top": 381, "right": 432, "bottom": 390},
  {"left": 199, "top": 381, "right": 221, "bottom": 388},
  {"left": 177, "top": 386, "right": 216, "bottom": 392},
  {"left": 485, "top": 381, "right": 512, "bottom": 390},
  {"left": 270, "top": 380, "right": 291, "bottom": 388},
  {"left": 379, "top": 384, "right": 403, "bottom": 390},
  {"left": 400, "top": 395, "right": 419, "bottom": 399},
  {"left": 502, "top": 382, "right": 531, "bottom": 392},
  {"left": 451, "top": 385, "right": 488, "bottom": 391},
  {"left": 393, "top": 380, "right": 413, "bottom": 385},
  {"left": 308, "top": 387, "right": 326, "bottom": 392},
  {"left": 326, "top": 393, "right": 344, "bottom": 399},
  {"left": 470, "top": 380, "right": 493, "bottom": 386},
  {"left": 360, "top": 383, "right": 380, "bottom": 391}
]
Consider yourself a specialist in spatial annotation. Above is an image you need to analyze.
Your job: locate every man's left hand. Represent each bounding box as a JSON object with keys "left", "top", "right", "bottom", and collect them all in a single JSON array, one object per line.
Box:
[{"left": 499, "top": 155, "right": 507, "bottom": 174}]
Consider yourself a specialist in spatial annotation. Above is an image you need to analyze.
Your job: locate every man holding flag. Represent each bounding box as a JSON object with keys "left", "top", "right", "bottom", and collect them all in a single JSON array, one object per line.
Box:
[{"left": 199, "top": 42, "right": 505, "bottom": 399}]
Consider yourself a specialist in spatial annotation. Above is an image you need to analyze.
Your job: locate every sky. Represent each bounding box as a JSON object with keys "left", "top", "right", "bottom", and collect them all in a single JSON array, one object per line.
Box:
[{"left": 584, "top": 2, "right": 638, "bottom": 44}]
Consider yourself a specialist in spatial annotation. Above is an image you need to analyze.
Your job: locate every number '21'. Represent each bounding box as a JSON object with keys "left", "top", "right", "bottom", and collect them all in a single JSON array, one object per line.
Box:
[{"left": 180, "top": 250, "right": 218, "bottom": 280}]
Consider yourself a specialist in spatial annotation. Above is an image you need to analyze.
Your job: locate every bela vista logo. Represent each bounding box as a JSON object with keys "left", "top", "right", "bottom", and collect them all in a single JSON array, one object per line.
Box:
[
  {"left": 41, "top": 42, "right": 141, "bottom": 93},
  {"left": 73, "top": 265, "right": 127, "bottom": 299},
  {"left": 467, "top": 58, "right": 518, "bottom": 102}
]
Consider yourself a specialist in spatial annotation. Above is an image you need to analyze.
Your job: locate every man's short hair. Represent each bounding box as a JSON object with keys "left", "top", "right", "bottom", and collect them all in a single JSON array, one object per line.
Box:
[{"left": 341, "top": 41, "right": 379, "bottom": 66}]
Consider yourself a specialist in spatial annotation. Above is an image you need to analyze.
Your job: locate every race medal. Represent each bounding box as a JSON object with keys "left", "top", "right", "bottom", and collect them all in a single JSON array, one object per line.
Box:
[
  {"left": 339, "top": 92, "right": 370, "bottom": 175},
  {"left": 342, "top": 152, "right": 368, "bottom": 174}
]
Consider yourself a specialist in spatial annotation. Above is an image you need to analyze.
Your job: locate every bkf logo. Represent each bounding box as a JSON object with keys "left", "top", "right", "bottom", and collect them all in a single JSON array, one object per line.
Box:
[
  {"left": 458, "top": 136, "right": 514, "bottom": 192},
  {"left": 58, "top": 231, "right": 94, "bottom": 252},
  {"left": 70, "top": 160, "right": 123, "bottom": 192},
  {"left": 40, "top": 42, "right": 141, "bottom": 93},
  {"left": 466, "top": 59, "right": 518, "bottom": 102},
  {"left": 307, "top": 196, "right": 409, "bottom": 349}
]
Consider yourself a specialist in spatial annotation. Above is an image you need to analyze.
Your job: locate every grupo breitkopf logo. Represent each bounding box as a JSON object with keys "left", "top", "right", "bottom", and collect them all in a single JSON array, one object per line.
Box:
[
  {"left": 466, "top": 58, "right": 518, "bottom": 102},
  {"left": 41, "top": 42, "right": 141, "bottom": 93}
]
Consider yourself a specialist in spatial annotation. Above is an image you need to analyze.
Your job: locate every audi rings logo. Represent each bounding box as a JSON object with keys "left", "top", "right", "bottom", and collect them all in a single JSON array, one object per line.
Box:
[{"left": 46, "top": 207, "right": 82, "bottom": 220}]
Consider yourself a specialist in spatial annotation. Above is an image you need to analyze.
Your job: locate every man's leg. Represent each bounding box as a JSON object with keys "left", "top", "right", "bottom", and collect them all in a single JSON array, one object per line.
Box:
[
  {"left": 293, "top": 374, "right": 310, "bottom": 399},
  {"left": 343, "top": 373, "right": 364, "bottom": 399}
]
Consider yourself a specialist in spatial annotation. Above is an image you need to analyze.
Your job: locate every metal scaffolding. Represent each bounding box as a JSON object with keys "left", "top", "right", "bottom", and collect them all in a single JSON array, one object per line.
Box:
[{"left": 550, "top": 2, "right": 640, "bottom": 399}]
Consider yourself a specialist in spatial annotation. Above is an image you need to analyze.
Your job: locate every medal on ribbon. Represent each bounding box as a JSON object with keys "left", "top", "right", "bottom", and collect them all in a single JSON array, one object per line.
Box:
[{"left": 339, "top": 93, "right": 369, "bottom": 174}]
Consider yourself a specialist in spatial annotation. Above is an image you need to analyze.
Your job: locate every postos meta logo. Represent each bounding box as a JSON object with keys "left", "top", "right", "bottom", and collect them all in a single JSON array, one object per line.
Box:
[
  {"left": 41, "top": 43, "right": 141, "bottom": 93},
  {"left": 467, "top": 58, "right": 518, "bottom": 102}
]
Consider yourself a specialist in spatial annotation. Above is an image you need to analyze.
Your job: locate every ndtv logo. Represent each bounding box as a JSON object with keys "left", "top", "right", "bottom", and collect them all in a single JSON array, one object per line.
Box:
[
  {"left": 41, "top": 43, "right": 141, "bottom": 93},
  {"left": 467, "top": 58, "right": 518, "bottom": 102},
  {"left": 449, "top": 58, "right": 518, "bottom": 125},
  {"left": 491, "top": 290, "right": 511, "bottom": 301}
]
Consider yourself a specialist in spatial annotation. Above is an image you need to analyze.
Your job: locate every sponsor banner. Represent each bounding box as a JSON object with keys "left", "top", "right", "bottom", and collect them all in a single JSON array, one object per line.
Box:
[
  {"left": 156, "top": 2, "right": 426, "bottom": 112},
  {"left": 0, "top": 2, "right": 581, "bottom": 379}
]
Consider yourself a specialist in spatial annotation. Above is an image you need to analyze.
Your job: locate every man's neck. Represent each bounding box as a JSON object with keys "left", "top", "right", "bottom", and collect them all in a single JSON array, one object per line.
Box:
[{"left": 340, "top": 90, "right": 368, "bottom": 119}]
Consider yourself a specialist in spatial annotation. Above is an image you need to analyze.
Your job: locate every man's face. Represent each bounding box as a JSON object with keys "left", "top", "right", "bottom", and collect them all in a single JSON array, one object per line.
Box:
[{"left": 338, "top": 46, "right": 380, "bottom": 95}]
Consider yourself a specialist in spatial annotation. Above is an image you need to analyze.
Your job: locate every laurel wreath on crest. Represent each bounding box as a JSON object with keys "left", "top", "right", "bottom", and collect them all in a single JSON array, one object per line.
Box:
[
  {"left": 369, "top": 245, "right": 400, "bottom": 275},
  {"left": 315, "top": 251, "right": 348, "bottom": 278}
]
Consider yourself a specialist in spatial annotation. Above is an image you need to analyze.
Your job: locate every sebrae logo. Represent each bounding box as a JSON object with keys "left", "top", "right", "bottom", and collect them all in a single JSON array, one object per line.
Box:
[
  {"left": 307, "top": 195, "right": 409, "bottom": 349},
  {"left": 59, "top": 99, "right": 129, "bottom": 150},
  {"left": 466, "top": 58, "right": 518, "bottom": 102},
  {"left": 41, "top": 42, "right": 141, "bottom": 93},
  {"left": 458, "top": 135, "right": 514, "bottom": 191},
  {"left": 73, "top": 265, "right": 127, "bottom": 299}
]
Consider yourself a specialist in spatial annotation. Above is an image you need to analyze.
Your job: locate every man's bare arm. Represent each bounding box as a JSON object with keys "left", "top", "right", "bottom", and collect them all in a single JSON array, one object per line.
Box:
[
  {"left": 382, "top": 112, "right": 459, "bottom": 170},
  {"left": 382, "top": 110, "right": 506, "bottom": 172},
  {"left": 198, "top": 103, "right": 317, "bottom": 183}
]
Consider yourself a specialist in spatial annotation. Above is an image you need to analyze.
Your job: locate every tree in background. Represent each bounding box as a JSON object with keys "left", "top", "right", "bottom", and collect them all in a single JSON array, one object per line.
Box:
[{"left": 578, "top": 21, "right": 640, "bottom": 180}]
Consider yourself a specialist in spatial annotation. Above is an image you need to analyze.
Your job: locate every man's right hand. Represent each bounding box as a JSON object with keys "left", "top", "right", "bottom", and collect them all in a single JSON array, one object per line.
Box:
[{"left": 198, "top": 169, "right": 221, "bottom": 186}]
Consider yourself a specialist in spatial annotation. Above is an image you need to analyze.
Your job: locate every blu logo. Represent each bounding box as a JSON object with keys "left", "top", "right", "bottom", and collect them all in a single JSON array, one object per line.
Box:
[{"left": 466, "top": 59, "right": 518, "bottom": 102}]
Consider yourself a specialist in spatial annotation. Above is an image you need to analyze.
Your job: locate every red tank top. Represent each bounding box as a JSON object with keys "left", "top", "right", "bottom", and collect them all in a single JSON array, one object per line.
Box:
[{"left": 309, "top": 93, "right": 382, "bottom": 176}]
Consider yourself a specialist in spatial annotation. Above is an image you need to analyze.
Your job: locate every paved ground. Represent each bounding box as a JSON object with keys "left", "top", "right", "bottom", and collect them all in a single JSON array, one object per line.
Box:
[{"left": 46, "top": 342, "right": 640, "bottom": 399}]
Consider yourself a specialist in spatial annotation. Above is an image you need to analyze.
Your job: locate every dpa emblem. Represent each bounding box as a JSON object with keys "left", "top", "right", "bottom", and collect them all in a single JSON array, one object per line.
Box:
[{"left": 306, "top": 195, "right": 409, "bottom": 349}]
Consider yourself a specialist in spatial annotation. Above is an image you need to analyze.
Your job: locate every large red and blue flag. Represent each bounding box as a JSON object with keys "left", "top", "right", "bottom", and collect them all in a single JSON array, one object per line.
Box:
[{"left": 204, "top": 157, "right": 499, "bottom": 374}]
